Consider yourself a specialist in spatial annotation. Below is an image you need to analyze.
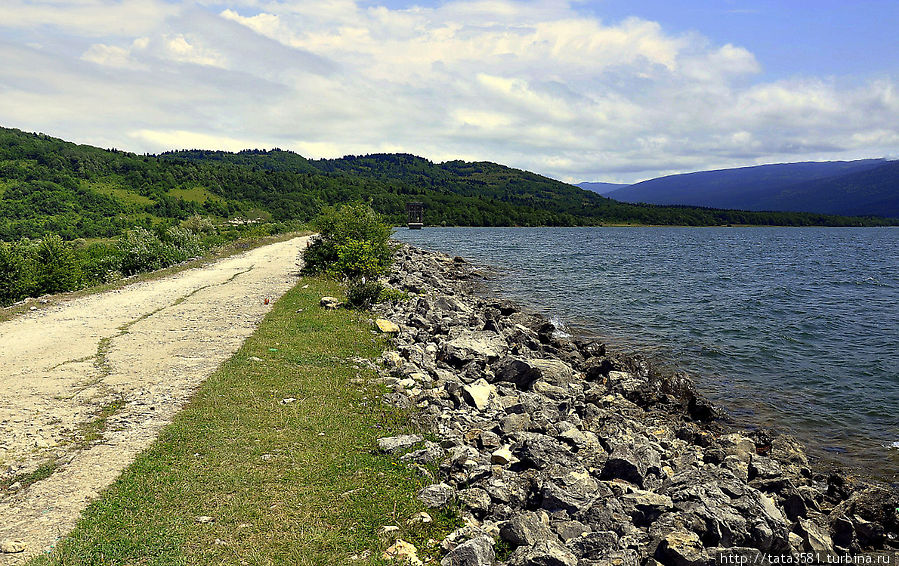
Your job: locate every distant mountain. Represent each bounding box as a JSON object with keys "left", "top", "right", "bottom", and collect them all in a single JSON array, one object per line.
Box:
[
  {"left": 576, "top": 181, "right": 630, "bottom": 195},
  {"left": 758, "top": 160, "right": 899, "bottom": 217},
  {"left": 606, "top": 159, "right": 897, "bottom": 216}
]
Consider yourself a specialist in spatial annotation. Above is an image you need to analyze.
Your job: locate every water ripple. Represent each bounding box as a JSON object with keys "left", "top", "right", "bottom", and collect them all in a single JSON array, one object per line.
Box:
[{"left": 396, "top": 226, "right": 899, "bottom": 481}]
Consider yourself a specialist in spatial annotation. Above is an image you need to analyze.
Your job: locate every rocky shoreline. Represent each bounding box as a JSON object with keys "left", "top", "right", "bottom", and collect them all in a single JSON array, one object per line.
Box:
[{"left": 369, "top": 243, "right": 898, "bottom": 566}]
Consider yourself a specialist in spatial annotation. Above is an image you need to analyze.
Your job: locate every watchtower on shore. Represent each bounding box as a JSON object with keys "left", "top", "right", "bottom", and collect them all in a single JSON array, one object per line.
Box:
[{"left": 406, "top": 202, "right": 424, "bottom": 229}]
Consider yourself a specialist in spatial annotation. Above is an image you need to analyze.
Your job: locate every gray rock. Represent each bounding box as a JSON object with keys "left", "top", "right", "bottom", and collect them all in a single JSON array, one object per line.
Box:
[
  {"left": 797, "top": 518, "right": 835, "bottom": 554},
  {"left": 441, "top": 535, "right": 495, "bottom": 566},
  {"left": 442, "top": 331, "right": 508, "bottom": 366},
  {"left": 500, "top": 413, "right": 532, "bottom": 435},
  {"left": 517, "top": 433, "right": 572, "bottom": 469},
  {"left": 458, "top": 487, "right": 492, "bottom": 517},
  {"left": 621, "top": 489, "right": 673, "bottom": 524},
  {"left": 494, "top": 357, "right": 576, "bottom": 390},
  {"left": 500, "top": 511, "right": 555, "bottom": 548},
  {"left": 506, "top": 539, "right": 578, "bottom": 566},
  {"left": 552, "top": 519, "right": 589, "bottom": 542},
  {"left": 401, "top": 441, "right": 445, "bottom": 464},
  {"left": 570, "top": 531, "right": 619, "bottom": 559},
  {"left": 655, "top": 529, "right": 708, "bottom": 566},
  {"left": 748, "top": 455, "right": 783, "bottom": 480},
  {"left": 417, "top": 483, "right": 456, "bottom": 508},
  {"left": 378, "top": 434, "right": 424, "bottom": 454},
  {"left": 541, "top": 471, "right": 601, "bottom": 514},
  {"left": 600, "top": 445, "right": 646, "bottom": 487}
]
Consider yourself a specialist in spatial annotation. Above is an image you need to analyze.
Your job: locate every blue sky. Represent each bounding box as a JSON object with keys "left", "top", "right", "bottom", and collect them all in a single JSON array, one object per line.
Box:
[{"left": 1, "top": 0, "right": 897, "bottom": 183}]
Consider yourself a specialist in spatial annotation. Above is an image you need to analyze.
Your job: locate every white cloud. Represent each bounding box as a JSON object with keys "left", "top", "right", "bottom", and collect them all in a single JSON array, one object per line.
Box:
[
  {"left": 0, "top": 0, "right": 897, "bottom": 183},
  {"left": 0, "top": 0, "right": 179, "bottom": 37},
  {"left": 128, "top": 129, "right": 269, "bottom": 151},
  {"left": 161, "top": 34, "right": 229, "bottom": 67}
]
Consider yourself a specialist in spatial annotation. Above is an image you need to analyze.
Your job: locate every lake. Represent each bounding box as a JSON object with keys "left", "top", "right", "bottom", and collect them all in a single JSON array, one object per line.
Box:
[{"left": 394, "top": 226, "right": 899, "bottom": 482}]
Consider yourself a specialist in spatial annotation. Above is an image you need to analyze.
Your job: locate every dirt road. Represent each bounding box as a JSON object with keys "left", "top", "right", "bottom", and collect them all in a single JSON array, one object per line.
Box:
[{"left": 0, "top": 236, "right": 311, "bottom": 563}]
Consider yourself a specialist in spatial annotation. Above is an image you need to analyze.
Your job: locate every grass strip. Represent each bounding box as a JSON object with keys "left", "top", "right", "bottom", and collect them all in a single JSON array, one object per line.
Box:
[{"left": 30, "top": 277, "right": 458, "bottom": 565}]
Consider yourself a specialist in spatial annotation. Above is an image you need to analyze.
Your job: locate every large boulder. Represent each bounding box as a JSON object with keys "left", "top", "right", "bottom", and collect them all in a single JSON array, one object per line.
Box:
[
  {"left": 417, "top": 483, "right": 456, "bottom": 509},
  {"left": 441, "top": 332, "right": 508, "bottom": 366},
  {"left": 493, "top": 357, "right": 576, "bottom": 390},
  {"left": 506, "top": 539, "right": 578, "bottom": 566},
  {"left": 500, "top": 511, "right": 555, "bottom": 548},
  {"left": 440, "top": 535, "right": 495, "bottom": 566}
]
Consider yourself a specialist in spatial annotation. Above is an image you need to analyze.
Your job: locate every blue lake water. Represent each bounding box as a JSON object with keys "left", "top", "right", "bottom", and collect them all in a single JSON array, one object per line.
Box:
[{"left": 394, "top": 227, "right": 899, "bottom": 481}]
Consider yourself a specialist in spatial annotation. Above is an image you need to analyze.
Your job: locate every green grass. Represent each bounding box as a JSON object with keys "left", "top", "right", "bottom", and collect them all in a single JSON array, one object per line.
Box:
[
  {"left": 29, "top": 277, "right": 459, "bottom": 565},
  {"left": 169, "top": 186, "right": 222, "bottom": 204},
  {"left": 89, "top": 181, "right": 155, "bottom": 207}
]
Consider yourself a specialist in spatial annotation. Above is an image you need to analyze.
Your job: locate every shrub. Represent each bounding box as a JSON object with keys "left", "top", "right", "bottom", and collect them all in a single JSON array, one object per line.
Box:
[
  {"left": 34, "top": 234, "right": 81, "bottom": 295},
  {"left": 78, "top": 242, "right": 123, "bottom": 284},
  {"left": 118, "top": 226, "right": 204, "bottom": 276},
  {"left": 377, "top": 286, "right": 409, "bottom": 304},
  {"left": 118, "top": 227, "right": 168, "bottom": 275},
  {"left": 344, "top": 278, "right": 384, "bottom": 310},
  {"left": 302, "top": 204, "right": 393, "bottom": 278},
  {"left": 301, "top": 204, "right": 396, "bottom": 310},
  {"left": 182, "top": 215, "right": 217, "bottom": 235},
  {"left": 0, "top": 240, "right": 32, "bottom": 306},
  {"left": 162, "top": 226, "right": 203, "bottom": 262},
  {"left": 332, "top": 238, "right": 391, "bottom": 279}
]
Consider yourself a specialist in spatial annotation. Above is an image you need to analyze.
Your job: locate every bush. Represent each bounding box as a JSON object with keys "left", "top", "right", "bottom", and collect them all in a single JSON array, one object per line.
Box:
[
  {"left": 302, "top": 204, "right": 392, "bottom": 278},
  {"left": 34, "top": 234, "right": 81, "bottom": 295},
  {"left": 0, "top": 240, "right": 32, "bottom": 306},
  {"left": 181, "top": 215, "right": 217, "bottom": 235},
  {"left": 301, "top": 204, "right": 395, "bottom": 310},
  {"left": 78, "top": 242, "right": 123, "bottom": 284},
  {"left": 118, "top": 226, "right": 204, "bottom": 276},
  {"left": 118, "top": 227, "right": 168, "bottom": 275},
  {"left": 332, "top": 239, "right": 391, "bottom": 279},
  {"left": 345, "top": 278, "right": 384, "bottom": 310}
]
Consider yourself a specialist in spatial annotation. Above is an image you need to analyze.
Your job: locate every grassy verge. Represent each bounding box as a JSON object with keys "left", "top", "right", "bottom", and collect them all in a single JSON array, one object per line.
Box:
[
  {"left": 0, "top": 230, "right": 311, "bottom": 324},
  {"left": 28, "top": 277, "right": 457, "bottom": 566}
]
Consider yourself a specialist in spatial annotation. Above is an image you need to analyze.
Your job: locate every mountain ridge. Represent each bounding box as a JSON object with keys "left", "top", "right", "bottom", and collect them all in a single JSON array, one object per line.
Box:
[
  {"left": 1, "top": 125, "right": 896, "bottom": 241},
  {"left": 603, "top": 159, "right": 897, "bottom": 216}
]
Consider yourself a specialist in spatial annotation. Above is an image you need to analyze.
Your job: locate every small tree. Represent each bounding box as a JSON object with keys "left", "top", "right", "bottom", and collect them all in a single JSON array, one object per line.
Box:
[
  {"left": 302, "top": 204, "right": 392, "bottom": 280},
  {"left": 301, "top": 204, "right": 395, "bottom": 309}
]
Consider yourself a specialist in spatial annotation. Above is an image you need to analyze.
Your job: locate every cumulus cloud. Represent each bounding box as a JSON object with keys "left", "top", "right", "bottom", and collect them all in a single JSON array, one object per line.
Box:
[{"left": 0, "top": 0, "right": 897, "bottom": 183}]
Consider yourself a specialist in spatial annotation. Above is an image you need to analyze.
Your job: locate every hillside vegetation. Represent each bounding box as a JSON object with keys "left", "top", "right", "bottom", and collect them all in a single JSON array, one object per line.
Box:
[{"left": 1, "top": 126, "right": 896, "bottom": 243}]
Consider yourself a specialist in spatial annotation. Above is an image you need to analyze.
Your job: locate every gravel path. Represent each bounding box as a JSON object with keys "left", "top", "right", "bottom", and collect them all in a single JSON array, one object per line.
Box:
[{"left": 0, "top": 236, "right": 311, "bottom": 563}]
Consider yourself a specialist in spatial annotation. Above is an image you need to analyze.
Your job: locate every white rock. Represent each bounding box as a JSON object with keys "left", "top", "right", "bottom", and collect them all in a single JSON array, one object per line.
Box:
[
  {"left": 491, "top": 446, "right": 513, "bottom": 465},
  {"left": 376, "top": 319, "right": 401, "bottom": 333},
  {"left": 0, "top": 540, "right": 26, "bottom": 554},
  {"left": 383, "top": 540, "right": 423, "bottom": 566},
  {"left": 462, "top": 379, "right": 497, "bottom": 411}
]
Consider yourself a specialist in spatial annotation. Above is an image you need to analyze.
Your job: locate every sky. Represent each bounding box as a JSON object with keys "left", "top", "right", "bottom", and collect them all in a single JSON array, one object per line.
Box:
[{"left": 1, "top": 1, "right": 898, "bottom": 183}]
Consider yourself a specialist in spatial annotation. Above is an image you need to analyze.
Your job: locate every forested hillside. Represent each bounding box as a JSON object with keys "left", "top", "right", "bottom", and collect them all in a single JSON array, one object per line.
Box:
[
  {"left": 1, "top": 126, "right": 895, "bottom": 241},
  {"left": 605, "top": 159, "right": 897, "bottom": 216}
]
